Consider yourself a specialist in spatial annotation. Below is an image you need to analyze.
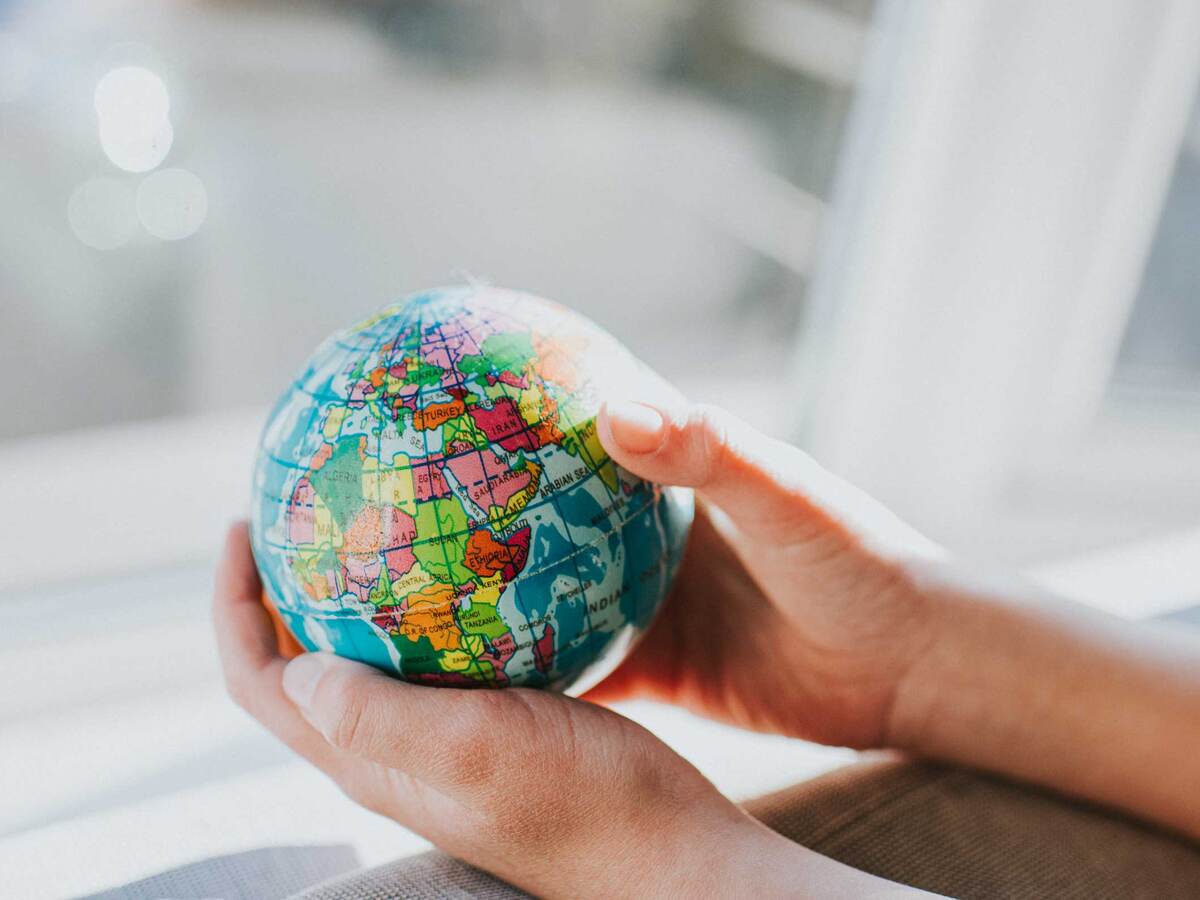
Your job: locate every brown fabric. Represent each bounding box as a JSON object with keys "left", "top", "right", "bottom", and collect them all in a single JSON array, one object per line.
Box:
[
  {"left": 293, "top": 758, "right": 1200, "bottom": 898},
  {"left": 744, "top": 757, "right": 1200, "bottom": 899}
]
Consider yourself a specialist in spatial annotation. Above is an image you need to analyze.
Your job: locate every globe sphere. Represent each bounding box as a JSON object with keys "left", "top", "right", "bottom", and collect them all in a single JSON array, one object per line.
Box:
[{"left": 250, "top": 286, "right": 693, "bottom": 692}]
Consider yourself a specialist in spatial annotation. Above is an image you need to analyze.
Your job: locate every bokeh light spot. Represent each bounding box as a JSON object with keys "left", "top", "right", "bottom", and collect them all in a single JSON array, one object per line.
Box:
[
  {"left": 94, "top": 66, "right": 169, "bottom": 139},
  {"left": 136, "top": 168, "right": 208, "bottom": 240},
  {"left": 67, "top": 177, "right": 138, "bottom": 250},
  {"left": 100, "top": 117, "right": 173, "bottom": 173}
]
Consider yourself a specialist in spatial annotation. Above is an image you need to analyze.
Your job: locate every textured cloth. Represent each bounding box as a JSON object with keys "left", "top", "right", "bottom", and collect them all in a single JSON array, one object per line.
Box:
[
  {"left": 292, "top": 759, "right": 1200, "bottom": 899},
  {"left": 295, "top": 852, "right": 530, "bottom": 900},
  {"left": 82, "top": 845, "right": 361, "bottom": 900},
  {"left": 745, "top": 757, "right": 1200, "bottom": 900}
]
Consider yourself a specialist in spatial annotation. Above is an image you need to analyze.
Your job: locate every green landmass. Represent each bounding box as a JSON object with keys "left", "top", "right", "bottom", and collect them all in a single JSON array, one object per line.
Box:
[
  {"left": 308, "top": 436, "right": 366, "bottom": 532},
  {"left": 459, "top": 332, "right": 535, "bottom": 379},
  {"left": 413, "top": 497, "right": 475, "bottom": 584}
]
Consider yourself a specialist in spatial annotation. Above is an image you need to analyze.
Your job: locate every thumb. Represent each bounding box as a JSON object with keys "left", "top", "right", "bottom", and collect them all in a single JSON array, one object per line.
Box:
[
  {"left": 281, "top": 652, "right": 548, "bottom": 795},
  {"left": 282, "top": 653, "right": 419, "bottom": 761},
  {"left": 598, "top": 399, "right": 938, "bottom": 558}
]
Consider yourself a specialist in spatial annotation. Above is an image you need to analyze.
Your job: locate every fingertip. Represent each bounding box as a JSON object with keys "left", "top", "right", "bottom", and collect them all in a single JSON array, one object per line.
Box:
[
  {"left": 293, "top": 653, "right": 396, "bottom": 716},
  {"left": 222, "top": 519, "right": 251, "bottom": 563},
  {"left": 595, "top": 401, "right": 620, "bottom": 459},
  {"left": 599, "top": 396, "right": 720, "bottom": 491},
  {"left": 602, "top": 400, "right": 668, "bottom": 455}
]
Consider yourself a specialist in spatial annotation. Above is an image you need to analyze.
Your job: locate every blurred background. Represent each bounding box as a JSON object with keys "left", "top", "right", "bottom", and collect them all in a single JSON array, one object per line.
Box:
[{"left": 2, "top": 1, "right": 1198, "bottom": 896}]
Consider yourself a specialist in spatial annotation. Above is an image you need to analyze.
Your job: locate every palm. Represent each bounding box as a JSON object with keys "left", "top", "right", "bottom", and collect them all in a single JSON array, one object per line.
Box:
[{"left": 591, "top": 504, "right": 924, "bottom": 748}]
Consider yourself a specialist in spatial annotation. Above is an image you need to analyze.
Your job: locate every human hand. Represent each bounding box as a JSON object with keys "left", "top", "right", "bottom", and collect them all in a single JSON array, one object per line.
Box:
[
  {"left": 213, "top": 524, "right": 817, "bottom": 899},
  {"left": 584, "top": 396, "right": 1200, "bottom": 845},
  {"left": 587, "top": 399, "right": 944, "bottom": 749}
]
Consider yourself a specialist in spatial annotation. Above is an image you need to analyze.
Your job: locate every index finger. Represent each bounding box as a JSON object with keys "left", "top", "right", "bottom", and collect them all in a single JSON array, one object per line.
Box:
[
  {"left": 211, "top": 522, "right": 348, "bottom": 773},
  {"left": 213, "top": 522, "right": 277, "bottom": 676}
]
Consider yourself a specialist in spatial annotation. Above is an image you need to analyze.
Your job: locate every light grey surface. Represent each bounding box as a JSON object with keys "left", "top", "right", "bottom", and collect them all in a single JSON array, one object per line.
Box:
[{"left": 80, "top": 845, "right": 360, "bottom": 900}]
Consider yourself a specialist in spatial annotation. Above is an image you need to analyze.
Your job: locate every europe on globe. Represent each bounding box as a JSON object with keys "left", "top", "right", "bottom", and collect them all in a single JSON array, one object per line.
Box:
[{"left": 250, "top": 286, "right": 693, "bottom": 692}]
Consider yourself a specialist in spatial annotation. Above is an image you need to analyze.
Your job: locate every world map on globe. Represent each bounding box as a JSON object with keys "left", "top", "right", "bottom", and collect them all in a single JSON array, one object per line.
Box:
[{"left": 251, "top": 286, "right": 693, "bottom": 691}]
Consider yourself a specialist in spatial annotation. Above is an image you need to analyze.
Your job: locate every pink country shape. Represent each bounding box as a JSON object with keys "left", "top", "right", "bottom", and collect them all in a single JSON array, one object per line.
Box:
[{"left": 446, "top": 449, "right": 532, "bottom": 511}]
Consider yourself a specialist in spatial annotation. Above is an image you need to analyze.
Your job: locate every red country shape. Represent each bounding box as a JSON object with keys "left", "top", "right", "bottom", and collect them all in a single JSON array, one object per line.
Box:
[
  {"left": 500, "top": 526, "right": 531, "bottom": 582},
  {"left": 533, "top": 623, "right": 555, "bottom": 674},
  {"left": 467, "top": 398, "right": 541, "bottom": 452},
  {"left": 371, "top": 605, "right": 404, "bottom": 632}
]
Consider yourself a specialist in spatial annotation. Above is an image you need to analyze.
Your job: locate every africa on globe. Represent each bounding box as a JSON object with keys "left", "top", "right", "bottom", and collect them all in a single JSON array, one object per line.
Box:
[{"left": 250, "top": 286, "right": 693, "bottom": 692}]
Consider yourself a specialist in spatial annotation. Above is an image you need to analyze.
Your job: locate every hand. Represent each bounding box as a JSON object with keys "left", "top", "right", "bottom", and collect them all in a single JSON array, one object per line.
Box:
[
  {"left": 590, "top": 396, "right": 1200, "bottom": 844},
  {"left": 588, "top": 399, "right": 944, "bottom": 749},
  {"left": 212, "top": 524, "right": 818, "bottom": 899}
]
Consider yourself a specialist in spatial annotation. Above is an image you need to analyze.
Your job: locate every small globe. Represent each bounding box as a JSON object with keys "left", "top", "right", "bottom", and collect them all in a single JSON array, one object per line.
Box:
[{"left": 250, "top": 286, "right": 693, "bottom": 692}]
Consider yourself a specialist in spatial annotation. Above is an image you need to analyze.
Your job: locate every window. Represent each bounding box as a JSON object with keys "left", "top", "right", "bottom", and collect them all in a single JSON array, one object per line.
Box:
[
  {"left": 1112, "top": 92, "right": 1200, "bottom": 405},
  {"left": 799, "top": 0, "right": 1200, "bottom": 580}
]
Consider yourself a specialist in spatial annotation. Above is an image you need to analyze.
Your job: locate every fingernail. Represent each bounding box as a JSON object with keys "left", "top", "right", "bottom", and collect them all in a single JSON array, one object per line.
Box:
[
  {"left": 282, "top": 653, "right": 333, "bottom": 710},
  {"left": 604, "top": 401, "right": 667, "bottom": 454}
]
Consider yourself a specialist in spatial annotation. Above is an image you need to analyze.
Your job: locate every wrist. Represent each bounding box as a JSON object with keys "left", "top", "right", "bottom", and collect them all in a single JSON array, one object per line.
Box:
[
  {"left": 651, "top": 811, "right": 831, "bottom": 899},
  {"left": 882, "top": 558, "right": 1058, "bottom": 756},
  {"left": 602, "top": 802, "right": 803, "bottom": 900},
  {"left": 882, "top": 558, "right": 999, "bottom": 754},
  {"left": 668, "top": 809, "right": 927, "bottom": 899}
]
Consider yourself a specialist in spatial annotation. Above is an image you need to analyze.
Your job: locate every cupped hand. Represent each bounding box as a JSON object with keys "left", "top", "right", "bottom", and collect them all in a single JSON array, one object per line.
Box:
[
  {"left": 212, "top": 524, "right": 808, "bottom": 900},
  {"left": 588, "top": 399, "right": 944, "bottom": 749}
]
